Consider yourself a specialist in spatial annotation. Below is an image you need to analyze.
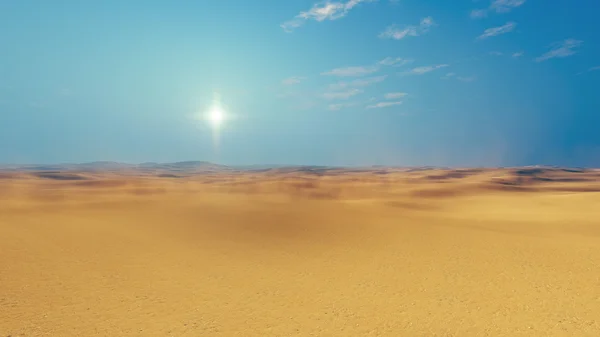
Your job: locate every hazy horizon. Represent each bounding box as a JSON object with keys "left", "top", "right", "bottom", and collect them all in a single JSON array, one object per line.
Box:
[
  {"left": 1, "top": 0, "right": 599, "bottom": 167},
  {"left": 1, "top": 159, "right": 597, "bottom": 170}
]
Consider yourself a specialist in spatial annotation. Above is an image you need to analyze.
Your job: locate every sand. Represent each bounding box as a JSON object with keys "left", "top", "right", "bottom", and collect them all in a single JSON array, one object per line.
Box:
[{"left": 1, "top": 167, "right": 600, "bottom": 336}]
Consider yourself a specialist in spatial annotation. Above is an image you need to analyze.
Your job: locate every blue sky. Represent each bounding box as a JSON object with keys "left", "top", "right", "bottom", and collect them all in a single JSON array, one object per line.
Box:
[{"left": 0, "top": 0, "right": 599, "bottom": 166}]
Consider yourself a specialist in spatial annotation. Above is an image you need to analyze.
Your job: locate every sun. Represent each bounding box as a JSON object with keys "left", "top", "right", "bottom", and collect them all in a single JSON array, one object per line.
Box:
[{"left": 207, "top": 105, "right": 224, "bottom": 128}]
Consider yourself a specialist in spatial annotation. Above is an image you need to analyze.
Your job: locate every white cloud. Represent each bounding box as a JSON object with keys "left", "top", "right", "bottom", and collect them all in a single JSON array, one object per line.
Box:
[
  {"left": 328, "top": 75, "right": 387, "bottom": 90},
  {"left": 403, "top": 64, "right": 449, "bottom": 75},
  {"left": 490, "top": 0, "right": 526, "bottom": 13},
  {"left": 477, "top": 22, "right": 516, "bottom": 40},
  {"left": 420, "top": 16, "right": 435, "bottom": 30},
  {"left": 378, "top": 57, "right": 414, "bottom": 66},
  {"left": 471, "top": 0, "right": 525, "bottom": 19},
  {"left": 321, "top": 65, "right": 379, "bottom": 77},
  {"left": 281, "top": 0, "right": 376, "bottom": 32},
  {"left": 323, "top": 57, "right": 412, "bottom": 80},
  {"left": 535, "top": 39, "right": 583, "bottom": 62},
  {"left": 441, "top": 72, "right": 476, "bottom": 81},
  {"left": 379, "top": 17, "right": 436, "bottom": 40},
  {"left": 441, "top": 72, "right": 456, "bottom": 79},
  {"left": 282, "top": 76, "right": 306, "bottom": 85},
  {"left": 576, "top": 65, "right": 600, "bottom": 75},
  {"left": 384, "top": 92, "right": 408, "bottom": 99},
  {"left": 470, "top": 9, "right": 488, "bottom": 19},
  {"left": 367, "top": 101, "right": 402, "bottom": 109},
  {"left": 490, "top": 51, "right": 524, "bottom": 58},
  {"left": 323, "top": 88, "right": 364, "bottom": 100}
]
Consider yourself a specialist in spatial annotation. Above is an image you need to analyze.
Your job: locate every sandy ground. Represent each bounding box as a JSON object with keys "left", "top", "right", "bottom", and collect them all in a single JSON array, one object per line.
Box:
[{"left": 1, "top": 167, "right": 600, "bottom": 336}]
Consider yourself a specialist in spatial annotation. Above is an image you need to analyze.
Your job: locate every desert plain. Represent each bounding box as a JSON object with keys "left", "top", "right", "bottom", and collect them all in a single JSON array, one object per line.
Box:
[{"left": 1, "top": 164, "right": 600, "bottom": 336}]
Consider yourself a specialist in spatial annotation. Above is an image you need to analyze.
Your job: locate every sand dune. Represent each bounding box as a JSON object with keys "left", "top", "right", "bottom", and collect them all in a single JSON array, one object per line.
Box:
[{"left": 1, "top": 167, "right": 600, "bottom": 336}]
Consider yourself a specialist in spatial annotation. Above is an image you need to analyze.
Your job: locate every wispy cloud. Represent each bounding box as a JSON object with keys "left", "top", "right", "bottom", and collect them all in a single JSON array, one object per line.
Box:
[
  {"left": 281, "top": 0, "right": 376, "bottom": 32},
  {"left": 470, "top": 9, "right": 488, "bottom": 19},
  {"left": 328, "top": 75, "right": 387, "bottom": 90},
  {"left": 512, "top": 51, "right": 524, "bottom": 58},
  {"left": 471, "top": 0, "right": 525, "bottom": 19},
  {"left": 490, "top": 0, "right": 526, "bottom": 13},
  {"left": 378, "top": 57, "right": 414, "bottom": 66},
  {"left": 477, "top": 22, "right": 516, "bottom": 40},
  {"left": 535, "top": 39, "right": 583, "bottom": 62},
  {"left": 458, "top": 76, "right": 477, "bottom": 82},
  {"left": 402, "top": 64, "right": 449, "bottom": 75},
  {"left": 321, "top": 65, "right": 379, "bottom": 77},
  {"left": 366, "top": 101, "right": 402, "bottom": 109},
  {"left": 323, "top": 88, "right": 364, "bottom": 100},
  {"left": 384, "top": 92, "right": 408, "bottom": 99},
  {"left": 379, "top": 17, "right": 436, "bottom": 40},
  {"left": 441, "top": 72, "right": 456, "bottom": 80},
  {"left": 328, "top": 102, "right": 357, "bottom": 111},
  {"left": 441, "top": 72, "right": 476, "bottom": 82},
  {"left": 490, "top": 51, "right": 524, "bottom": 58},
  {"left": 323, "top": 57, "right": 413, "bottom": 78},
  {"left": 281, "top": 76, "right": 306, "bottom": 85},
  {"left": 576, "top": 66, "right": 600, "bottom": 75}
]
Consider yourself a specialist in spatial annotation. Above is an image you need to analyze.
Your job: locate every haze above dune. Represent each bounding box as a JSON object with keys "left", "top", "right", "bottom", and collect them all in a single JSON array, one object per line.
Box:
[{"left": 1, "top": 165, "right": 600, "bottom": 336}]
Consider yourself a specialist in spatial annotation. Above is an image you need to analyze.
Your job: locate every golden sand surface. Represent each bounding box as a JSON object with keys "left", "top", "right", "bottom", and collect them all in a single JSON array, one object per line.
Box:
[{"left": 1, "top": 167, "right": 600, "bottom": 336}]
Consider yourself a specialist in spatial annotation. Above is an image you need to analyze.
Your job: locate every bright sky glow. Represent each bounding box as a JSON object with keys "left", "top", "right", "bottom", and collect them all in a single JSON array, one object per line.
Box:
[{"left": 207, "top": 105, "right": 225, "bottom": 129}]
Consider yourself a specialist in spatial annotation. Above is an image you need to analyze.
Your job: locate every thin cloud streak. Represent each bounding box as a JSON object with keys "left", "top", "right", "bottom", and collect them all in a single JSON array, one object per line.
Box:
[
  {"left": 477, "top": 22, "right": 516, "bottom": 40},
  {"left": 402, "top": 64, "right": 449, "bottom": 75},
  {"left": 281, "top": 0, "right": 376, "bottom": 32},
  {"left": 491, "top": 0, "right": 526, "bottom": 13},
  {"left": 328, "top": 102, "right": 357, "bottom": 111},
  {"left": 379, "top": 17, "right": 436, "bottom": 40},
  {"left": 321, "top": 65, "right": 379, "bottom": 77},
  {"left": 379, "top": 57, "right": 414, "bottom": 66},
  {"left": 366, "top": 101, "right": 402, "bottom": 109},
  {"left": 328, "top": 75, "right": 387, "bottom": 90},
  {"left": 322, "top": 88, "right": 364, "bottom": 100},
  {"left": 471, "top": 0, "right": 526, "bottom": 19},
  {"left": 384, "top": 92, "right": 407, "bottom": 99},
  {"left": 535, "top": 39, "right": 583, "bottom": 62},
  {"left": 441, "top": 72, "right": 456, "bottom": 79},
  {"left": 577, "top": 66, "right": 600, "bottom": 75}
]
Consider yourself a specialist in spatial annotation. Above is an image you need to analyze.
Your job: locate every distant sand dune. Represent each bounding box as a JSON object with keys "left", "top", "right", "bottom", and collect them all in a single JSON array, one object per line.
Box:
[{"left": 33, "top": 171, "right": 90, "bottom": 180}]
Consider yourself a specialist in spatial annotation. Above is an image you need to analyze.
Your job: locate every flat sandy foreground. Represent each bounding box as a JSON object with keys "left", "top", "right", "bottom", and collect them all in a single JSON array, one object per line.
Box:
[{"left": 1, "top": 167, "right": 600, "bottom": 336}]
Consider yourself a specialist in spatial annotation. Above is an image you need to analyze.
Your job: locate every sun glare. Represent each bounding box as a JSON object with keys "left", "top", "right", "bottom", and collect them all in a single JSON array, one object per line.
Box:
[{"left": 208, "top": 106, "right": 224, "bottom": 128}]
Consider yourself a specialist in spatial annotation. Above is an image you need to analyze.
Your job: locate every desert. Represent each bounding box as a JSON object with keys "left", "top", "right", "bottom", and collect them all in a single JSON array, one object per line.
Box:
[
  {"left": 3, "top": 0, "right": 599, "bottom": 335},
  {"left": 1, "top": 164, "right": 600, "bottom": 336}
]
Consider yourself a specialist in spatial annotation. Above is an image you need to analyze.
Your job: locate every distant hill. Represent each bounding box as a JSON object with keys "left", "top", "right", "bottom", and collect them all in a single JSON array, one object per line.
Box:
[
  {"left": 137, "top": 161, "right": 231, "bottom": 172},
  {"left": 0, "top": 161, "right": 226, "bottom": 172}
]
